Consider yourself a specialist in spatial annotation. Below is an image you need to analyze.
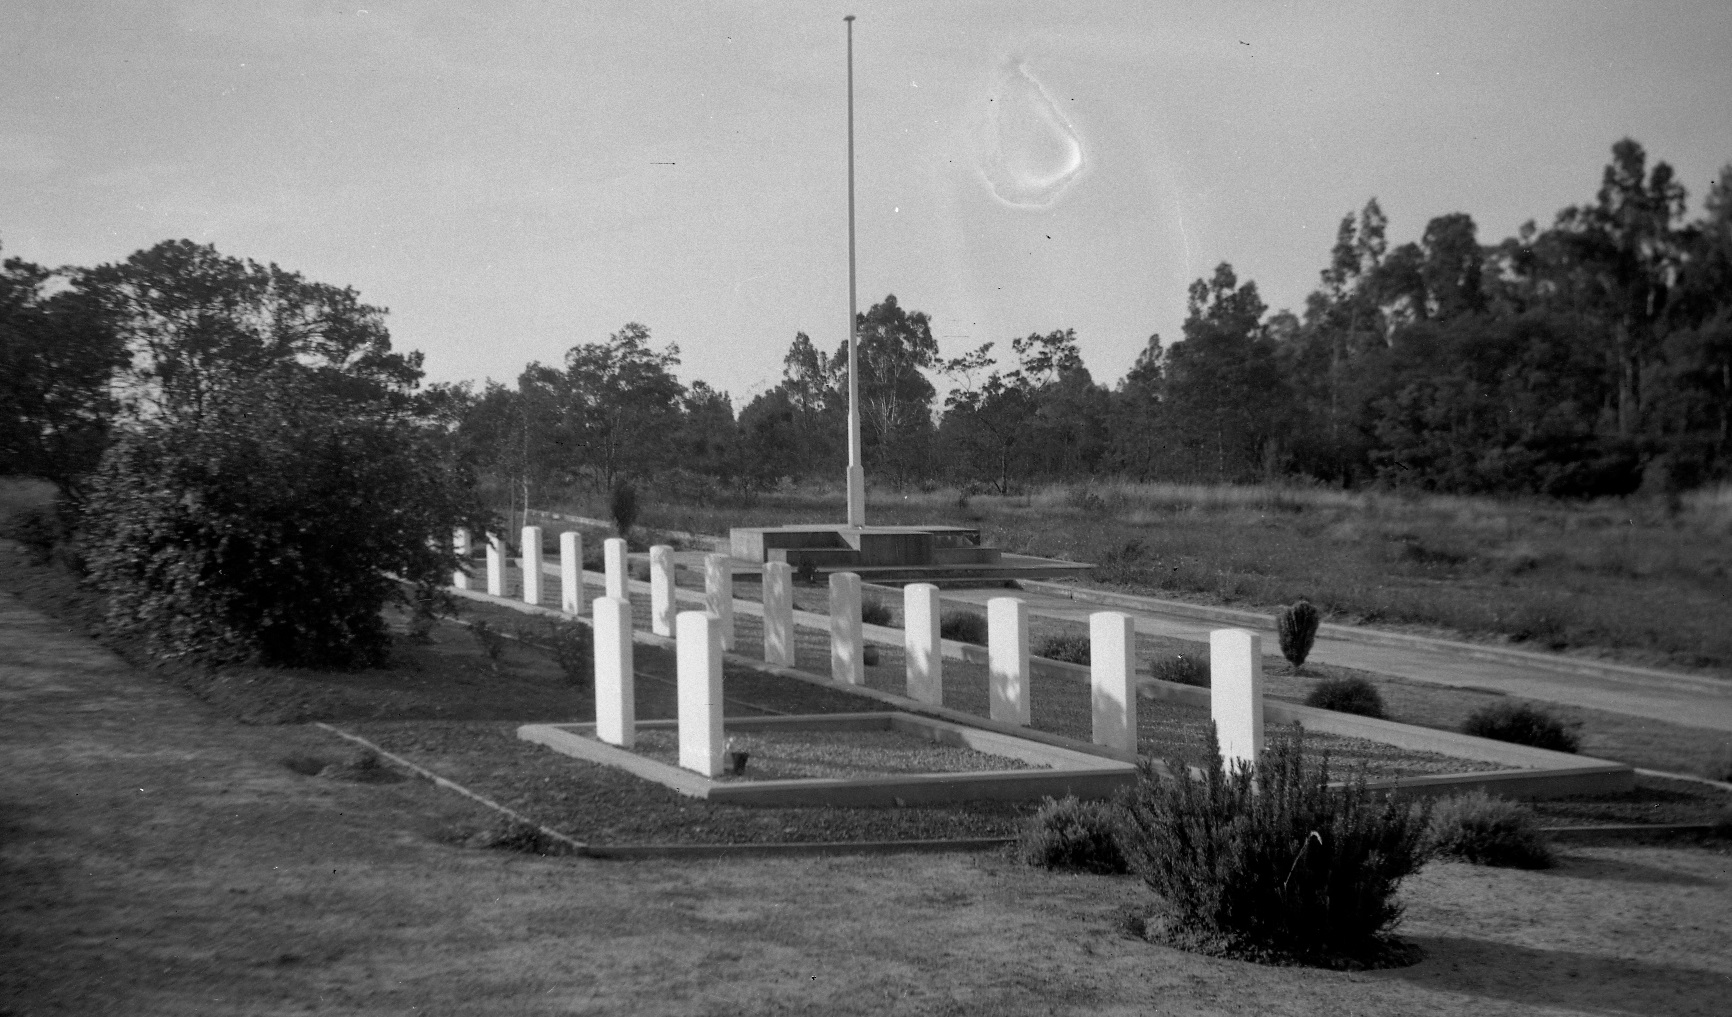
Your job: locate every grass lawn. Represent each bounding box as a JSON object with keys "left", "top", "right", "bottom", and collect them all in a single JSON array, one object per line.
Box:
[{"left": 5, "top": 574, "right": 1732, "bottom": 1016}]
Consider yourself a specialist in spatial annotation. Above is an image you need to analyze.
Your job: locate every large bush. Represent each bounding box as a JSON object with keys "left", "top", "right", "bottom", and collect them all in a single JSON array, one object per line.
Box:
[
  {"left": 83, "top": 375, "right": 489, "bottom": 667},
  {"left": 1119, "top": 725, "right": 1430, "bottom": 965}
]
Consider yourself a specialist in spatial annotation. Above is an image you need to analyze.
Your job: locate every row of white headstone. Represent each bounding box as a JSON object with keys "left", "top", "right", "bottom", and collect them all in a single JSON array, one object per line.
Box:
[{"left": 452, "top": 527, "right": 1266, "bottom": 775}]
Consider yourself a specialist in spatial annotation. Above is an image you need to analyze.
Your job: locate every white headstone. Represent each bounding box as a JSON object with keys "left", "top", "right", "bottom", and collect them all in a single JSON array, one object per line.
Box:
[
  {"left": 829, "top": 571, "right": 863, "bottom": 685},
  {"left": 704, "top": 553, "right": 734, "bottom": 651},
  {"left": 594, "top": 596, "right": 635, "bottom": 748},
  {"left": 452, "top": 528, "right": 472, "bottom": 590},
  {"left": 649, "top": 545, "right": 676, "bottom": 637},
  {"left": 676, "top": 610, "right": 724, "bottom": 776},
  {"left": 559, "top": 531, "right": 583, "bottom": 615},
  {"left": 485, "top": 534, "right": 505, "bottom": 597},
  {"left": 604, "top": 537, "right": 628, "bottom": 600},
  {"left": 1210, "top": 628, "right": 1265, "bottom": 768},
  {"left": 520, "top": 525, "right": 543, "bottom": 606},
  {"left": 904, "top": 582, "right": 942, "bottom": 705},
  {"left": 1090, "top": 611, "right": 1137, "bottom": 754},
  {"left": 988, "top": 597, "right": 1031, "bottom": 726},
  {"left": 762, "top": 561, "right": 794, "bottom": 667}
]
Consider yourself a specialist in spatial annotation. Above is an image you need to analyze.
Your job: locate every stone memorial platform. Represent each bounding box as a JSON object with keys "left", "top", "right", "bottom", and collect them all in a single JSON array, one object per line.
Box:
[{"left": 727, "top": 523, "right": 1091, "bottom": 586}]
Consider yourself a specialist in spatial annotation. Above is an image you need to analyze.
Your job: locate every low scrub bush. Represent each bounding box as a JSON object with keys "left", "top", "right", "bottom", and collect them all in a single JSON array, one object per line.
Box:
[
  {"left": 1461, "top": 701, "right": 1581, "bottom": 753},
  {"left": 1276, "top": 599, "right": 1321, "bottom": 669},
  {"left": 1119, "top": 725, "right": 1430, "bottom": 965},
  {"left": 860, "top": 599, "right": 892, "bottom": 626},
  {"left": 1149, "top": 653, "right": 1209, "bottom": 687},
  {"left": 1017, "top": 795, "right": 1128, "bottom": 874},
  {"left": 1036, "top": 632, "right": 1091, "bottom": 665},
  {"left": 1304, "top": 676, "right": 1386, "bottom": 719},
  {"left": 1422, "top": 792, "right": 1554, "bottom": 868},
  {"left": 82, "top": 374, "right": 489, "bottom": 667},
  {"left": 940, "top": 611, "right": 987, "bottom": 645}
]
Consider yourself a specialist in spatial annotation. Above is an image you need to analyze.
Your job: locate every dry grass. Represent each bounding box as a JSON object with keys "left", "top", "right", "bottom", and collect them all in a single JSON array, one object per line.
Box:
[{"left": 551, "top": 480, "right": 1732, "bottom": 674}]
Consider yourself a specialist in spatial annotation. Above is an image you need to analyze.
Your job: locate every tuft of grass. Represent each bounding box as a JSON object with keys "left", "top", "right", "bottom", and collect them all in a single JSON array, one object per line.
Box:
[
  {"left": 940, "top": 611, "right": 987, "bottom": 645},
  {"left": 1305, "top": 676, "right": 1387, "bottom": 719},
  {"left": 1036, "top": 632, "right": 1091, "bottom": 666},
  {"left": 1461, "top": 701, "right": 1581, "bottom": 753},
  {"left": 1423, "top": 792, "right": 1553, "bottom": 868},
  {"left": 1017, "top": 795, "right": 1128, "bottom": 874},
  {"left": 1149, "top": 653, "right": 1209, "bottom": 688}
]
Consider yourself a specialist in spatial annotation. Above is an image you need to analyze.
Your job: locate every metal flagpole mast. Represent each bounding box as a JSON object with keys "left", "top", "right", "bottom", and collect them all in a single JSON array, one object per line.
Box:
[{"left": 844, "top": 14, "right": 866, "bottom": 529}]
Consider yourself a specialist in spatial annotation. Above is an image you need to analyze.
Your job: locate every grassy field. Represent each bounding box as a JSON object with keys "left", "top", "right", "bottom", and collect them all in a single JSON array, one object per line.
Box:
[
  {"left": 6, "top": 559, "right": 1732, "bottom": 1016},
  {"left": 549, "top": 480, "right": 1732, "bottom": 675}
]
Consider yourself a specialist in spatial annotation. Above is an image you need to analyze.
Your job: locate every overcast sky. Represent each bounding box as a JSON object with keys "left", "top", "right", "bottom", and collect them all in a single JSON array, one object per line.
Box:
[{"left": 5, "top": 1, "right": 1730, "bottom": 404}]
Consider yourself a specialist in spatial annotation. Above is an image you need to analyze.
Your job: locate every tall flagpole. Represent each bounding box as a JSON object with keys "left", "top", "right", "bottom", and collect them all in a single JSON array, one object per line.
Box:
[{"left": 844, "top": 14, "right": 866, "bottom": 529}]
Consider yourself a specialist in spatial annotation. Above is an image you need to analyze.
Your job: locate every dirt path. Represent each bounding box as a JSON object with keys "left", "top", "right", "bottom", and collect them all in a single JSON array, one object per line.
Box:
[
  {"left": 940, "top": 587, "right": 1732, "bottom": 733},
  {"left": 3, "top": 588, "right": 1730, "bottom": 1015}
]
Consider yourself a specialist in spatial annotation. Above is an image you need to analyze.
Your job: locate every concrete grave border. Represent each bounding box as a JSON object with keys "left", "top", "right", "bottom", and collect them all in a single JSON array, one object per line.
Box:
[
  {"left": 519, "top": 711, "right": 1138, "bottom": 807},
  {"left": 452, "top": 568, "right": 1634, "bottom": 801}
]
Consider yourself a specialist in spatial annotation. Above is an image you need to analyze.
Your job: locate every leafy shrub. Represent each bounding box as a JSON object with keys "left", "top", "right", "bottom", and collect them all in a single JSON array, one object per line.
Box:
[
  {"left": 1036, "top": 632, "right": 1091, "bottom": 665},
  {"left": 1149, "top": 653, "right": 1209, "bottom": 687},
  {"left": 860, "top": 599, "right": 892, "bottom": 626},
  {"left": 939, "top": 610, "right": 987, "bottom": 645},
  {"left": 1304, "top": 676, "right": 1386, "bottom": 719},
  {"left": 1, "top": 504, "right": 64, "bottom": 564},
  {"left": 1276, "top": 599, "right": 1321, "bottom": 669},
  {"left": 471, "top": 620, "right": 506, "bottom": 662},
  {"left": 82, "top": 374, "right": 488, "bottom": 667},
  {"left": 1461, "top": 701, "right": 1581, "bottom": 753},
  {"left": 1017, "top": 795, "right": 1128, "bottom": 874},
  {"left": 862, "top": 645, "right": 881, "bottom": 667},
  {"left": 1119, "top": 725, "right": 1430, "bottom": 964},
  {"left": 610, "top": 480, "right": 639, "bottom": 536},
  {"left": 1422, "top": 792, "right": 1553, "bottom": 869},
  {"left": 793, "top": 561, "right": 819, "bottom": 585}
]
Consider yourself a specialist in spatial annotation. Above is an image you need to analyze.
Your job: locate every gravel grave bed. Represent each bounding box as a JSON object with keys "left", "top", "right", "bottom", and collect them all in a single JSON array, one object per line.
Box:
[
  {"left": 618, "top": 727, "right": 1048, "bottom": 782},
  {"left": 348, "top": 720, "right": 1035, "bottom": 845}
]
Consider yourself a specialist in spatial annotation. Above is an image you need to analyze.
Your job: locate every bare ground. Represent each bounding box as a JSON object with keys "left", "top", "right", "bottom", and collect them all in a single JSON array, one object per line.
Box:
[{"left": 4, "top": 584, "right": 1732, "bottom": 1015}]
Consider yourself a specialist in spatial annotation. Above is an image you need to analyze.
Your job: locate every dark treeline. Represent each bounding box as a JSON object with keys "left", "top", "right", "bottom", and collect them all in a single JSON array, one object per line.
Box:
[{"left": 5, "top": 139, "right": 1729, "bottom": 510}]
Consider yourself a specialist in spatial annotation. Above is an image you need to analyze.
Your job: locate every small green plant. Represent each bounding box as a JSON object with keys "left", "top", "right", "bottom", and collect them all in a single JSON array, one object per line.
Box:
[
  {"left": 1036, "top": 632, "right": 1091, "bottom": 665},
  {"left": 1304, "top": 676, "right": 1386, "bottom": 719},
  {"left": 860, "top": 599, "right": 892, "bottom": 626},
  {"left": 1422, "top": 792, "right": 1554, "bottom": 869},
  {"left": 1276, "top": 599, "right": 1321, "bottom": 670},
  {"left": 1149, "top": 653, "right": 1209, "bottom": 687},
  {"left": 1461, "top": 701, "right": 1581, "bottom": 753},
  {"left": 939, "top": 611, "right": 987, "bottom": 645},
  {"left": 1118, "top": 725, "right": 1430, "bottom": 965},
  {"left": 610, "top": 480, "right": 639, "bottom": 536},
  {"left": 1, "top": 504, "right": 65, "bottom": 565},
  {"left": 471, "top": 619, "right": 506, "bottom": 663},
  {"left": 1017, "top": 795, "right": 1128, "bottom": 874}
]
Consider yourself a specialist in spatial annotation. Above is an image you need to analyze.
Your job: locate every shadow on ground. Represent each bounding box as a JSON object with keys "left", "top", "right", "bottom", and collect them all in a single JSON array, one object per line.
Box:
[{"left": 1391, "top": 936, "right": 1728, "bottom": 1017}]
